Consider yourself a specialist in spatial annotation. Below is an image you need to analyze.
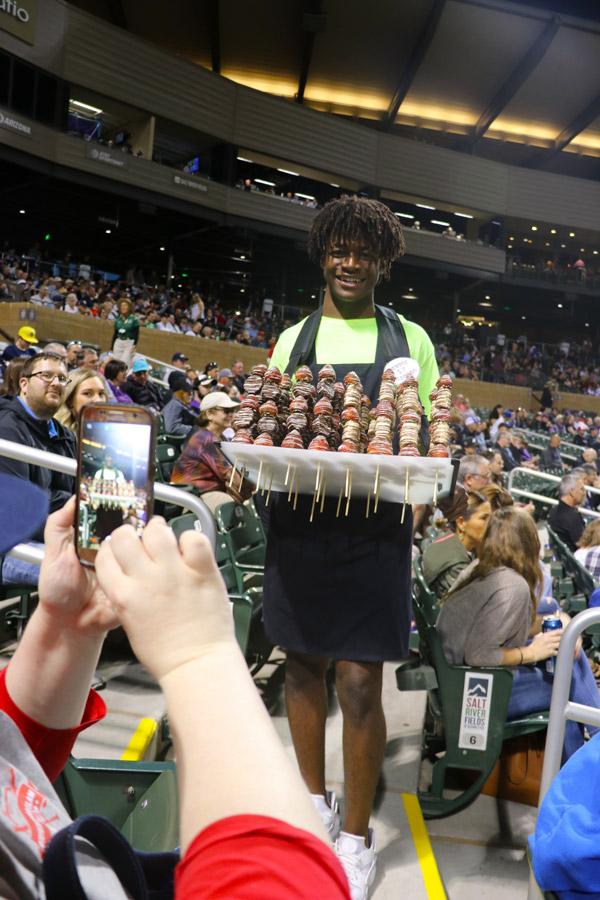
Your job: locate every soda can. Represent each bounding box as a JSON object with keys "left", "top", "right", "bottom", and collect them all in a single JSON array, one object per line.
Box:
[{"left": 542, "top": 615, "right": 563, "bottom": 674}]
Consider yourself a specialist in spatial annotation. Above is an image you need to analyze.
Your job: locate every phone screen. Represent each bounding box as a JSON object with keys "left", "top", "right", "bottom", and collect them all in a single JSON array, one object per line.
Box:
[{"left": 76, "top": 404, "right": 155, "bottom": 566}]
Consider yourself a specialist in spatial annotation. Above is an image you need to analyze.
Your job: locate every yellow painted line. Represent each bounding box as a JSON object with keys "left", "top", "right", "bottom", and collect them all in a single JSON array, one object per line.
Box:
[
  {"left": 402, "top": 793, "right": 446, "bottom": 900},
  {"left": 120, "top": 717, "right": 158, "bottom": 762}
]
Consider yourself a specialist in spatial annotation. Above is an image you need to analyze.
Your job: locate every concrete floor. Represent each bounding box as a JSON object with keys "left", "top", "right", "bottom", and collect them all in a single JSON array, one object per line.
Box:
[{"left": 68, "top": 654, "right": 536, "bottom": 899}]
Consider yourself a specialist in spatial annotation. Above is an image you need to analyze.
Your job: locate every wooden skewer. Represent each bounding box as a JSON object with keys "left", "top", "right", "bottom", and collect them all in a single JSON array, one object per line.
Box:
[
  {"left": 293, "top": 470, "right": 299, "bottom": 510},
  {"left": 374, "top": 465, "right": 381, "bottom": 514},
  {"left": 288, "top": 466, "right": 296, "bottom": 502},
  {"left": 345, "top": 466, "right": 350, "bottom": 498},
  {"left": 309, "top": 486, "right": 318, "bottom": 523},
  {"left": 345, "top": 467, "right": 353, "bottom": 517},
  {"left": 319, "top": 475, "right": 326, "bottom": 514},
  {"left": 433, "top": 470, "right": 439, "bottom": 507},
  {"left": 365, "top": 489, "right": 371, "bottom": 519},
  {"left": 228, "top": 462, "right": 237, "bottom": 488},
  {"left": 315, "top": 463, "right": 322, "bottom": 494},
  {"left": 336, "top": 484, "right": 344, "bottom": 518},
  {"left": 284, "top": 462, "right": 291, "bottom": 486},
  {"left": 401, "top": 466, "right": 410, "bottom": 524},
  {"left": 238, "top": 467, "right": 245, "bottom": 495},
  {"left": 265, "top": 470, "right": 273, "bottom": 507},
  {"left": 255, "top": 459, "right": 264, "bottom": 494}
]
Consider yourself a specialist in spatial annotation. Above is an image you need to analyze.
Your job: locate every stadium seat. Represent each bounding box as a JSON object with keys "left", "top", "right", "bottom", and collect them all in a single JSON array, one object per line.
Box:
[
  {"left": 214, "top": 500, "right": 266, "bottom": 572},
  {"left": 54, "top": 758, "right": 178, "bottom": 852},
  {"left": 397, "top": 557, "right": 548, "bottom": 819}
]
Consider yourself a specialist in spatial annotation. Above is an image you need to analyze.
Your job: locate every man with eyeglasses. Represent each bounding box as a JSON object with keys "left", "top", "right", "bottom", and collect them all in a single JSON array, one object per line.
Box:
[
  {"left": 458, "top": 454, "right": 491, "bottom": 493},
  {"left": 0, "top": 352, "right": 76, "bottom": 584}
]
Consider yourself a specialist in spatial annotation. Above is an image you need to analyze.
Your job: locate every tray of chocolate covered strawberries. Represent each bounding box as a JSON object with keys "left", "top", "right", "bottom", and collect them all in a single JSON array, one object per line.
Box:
[{"left": 221, "top": 362, "right": 458, "bottom": 517}]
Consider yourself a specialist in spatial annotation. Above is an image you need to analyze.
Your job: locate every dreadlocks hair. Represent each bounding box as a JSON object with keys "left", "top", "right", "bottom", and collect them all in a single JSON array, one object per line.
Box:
[{"left": 307, "top": 195, "right": 406, "bottom": 280}]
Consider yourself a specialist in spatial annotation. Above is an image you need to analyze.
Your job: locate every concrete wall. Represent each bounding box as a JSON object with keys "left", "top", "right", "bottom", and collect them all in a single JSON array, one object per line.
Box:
[{"left": 1, "top": 0, "right": 600, "bottom": 230}]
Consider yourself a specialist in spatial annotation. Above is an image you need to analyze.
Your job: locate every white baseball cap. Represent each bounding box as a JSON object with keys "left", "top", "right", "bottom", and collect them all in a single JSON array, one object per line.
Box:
[{"left": 200, "top": 391, "right": 240, "bottom": 412}]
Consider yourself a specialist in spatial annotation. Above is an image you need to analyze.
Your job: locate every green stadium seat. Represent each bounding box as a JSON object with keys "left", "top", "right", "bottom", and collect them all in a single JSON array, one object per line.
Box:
[
  {"left": 54, "top": 758, "right": 178, "bottom": 852},
  {"left": 397, "top": 557, "right": 548, "bottom": 819}
]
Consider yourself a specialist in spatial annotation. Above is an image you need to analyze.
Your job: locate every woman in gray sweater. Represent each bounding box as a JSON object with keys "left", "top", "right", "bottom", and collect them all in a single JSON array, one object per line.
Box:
[{"left": 438, "top": 508, "right": 600, "bottom": 759}]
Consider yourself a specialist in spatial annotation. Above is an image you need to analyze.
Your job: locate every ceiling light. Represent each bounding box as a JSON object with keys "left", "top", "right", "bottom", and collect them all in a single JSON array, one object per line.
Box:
[
  {"left": 240, "top": 288, "right": 245, "bottom": 293},
  {"left": 295, "top": 192, "right": 315, "bottom": 200},
  {"left": 240, "top": 255, "right": 246, "bottom": 260},
  {"left": 236, "top": 156, "right": 253, "bottom": 162},
  {"left": 561, "top": 243, "right": 566, "bottom": 248},
  {"left": 545, "top": 242, "right": 550, "bottom": 246},
  {"left": 311, "top": 294, "right": 316, "bottom": 299},
  {"left": 329, "top": 183, "right": 340, "bottom": 187},
  {"left": 523, "top": 237, "right": 528, "bottom": 242},
  {"left": 479, "top": 302, "right": 492, "bottom": 308},
  {"left": 550, "top": 229, "right": 557, "bottom": 234},
  {"left": 395, "top": 213, "right": 414, "bottom": 219},
  {"left": 580, "top": 248, "right": 585, "bottom": 252},
  {"left": 254, "top": 178, "right": 276, "bottom": 186},
  {"left": 485, "top": 295, "right": 490, "bottom": 300},
  {"left": 71, "top": 99, "right": 103, "bottom": 114},
  {"left": 416, "top": 203, "right": 436, "bottom": 210},
  {"left": 105, "top": 228, "right": 111, "bottom": 234},
  {"left": 522, "top": 316, "right": 526, "bottom": 320},
  {"left": 401, "top": 293, "right": 418, "bottom": 300},
  {"left": 507, "top": 244, "right": 513, "bottom": 248},
  {"left": 586, "top": 323, "right": 590, "bottom": 327},
  {"left": 159, "top": 246, "right": 165, "bottom": 251},
  {"left": 431, "top": 220, "right": 450, "bottom": 227},
  {"left": 557, "top": 303, "right": 563, "bottom": 308},
  {"left": 509, "top": 236, "right": 514, "bottom": 240},
  {"left": 19, "top": 209, "right": 25, "bottom": 214},
  {"left": 454, "top": 212, "right": 473, "bottom": 219},
  {"left": 457, "top": 308, "right": 461, "bottom": 312},
  {"left": 569, "top": 232, "right": 575, "bottom": 237},
  {"left": 594, "top": 250, "right": 599, "bottom": 255},
  {"left": 531, "top": 226, "right": 538, "bottom": 231},
  {"left": 277, "top": 168, "right": 299, "bottom": 176}
]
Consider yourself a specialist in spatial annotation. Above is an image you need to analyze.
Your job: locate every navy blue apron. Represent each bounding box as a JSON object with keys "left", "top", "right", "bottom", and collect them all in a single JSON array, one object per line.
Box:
[{"left": 261, "top": 306, "right": 417, "bottom": 661}]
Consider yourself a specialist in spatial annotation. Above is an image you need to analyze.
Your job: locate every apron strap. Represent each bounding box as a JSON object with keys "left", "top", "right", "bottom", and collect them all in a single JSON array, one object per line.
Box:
[
  {"left": 373, "top": 305, "right": 410, "bottom": 364},
  {"left": 284, "top": 308, "right": 323, "bottom": 375}
]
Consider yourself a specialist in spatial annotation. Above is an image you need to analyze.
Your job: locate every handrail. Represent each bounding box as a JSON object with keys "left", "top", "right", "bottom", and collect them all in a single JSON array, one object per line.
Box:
[
  {"left": 527, "top": 606, "right": 600, "bottom": 900},
  {"left": 0, "top": 438, "right": 216, "bottom": 555},
  {"left": 508, "top": 465, "right": 600, "bottom": 498}
]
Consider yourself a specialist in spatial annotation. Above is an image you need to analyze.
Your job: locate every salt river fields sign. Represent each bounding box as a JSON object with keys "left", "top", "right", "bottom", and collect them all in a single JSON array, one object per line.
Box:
[
  {"left": 0, "top": 0, "right": 37, "bottom": 44},
  {"left": 458, "top": 672, "right": 493, "bottom": 751}
]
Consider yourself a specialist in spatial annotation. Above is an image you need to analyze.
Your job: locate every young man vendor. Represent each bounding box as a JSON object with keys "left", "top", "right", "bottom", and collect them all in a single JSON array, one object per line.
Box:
[{"left": 267, "top": 195, "right": 439, "bottom": 898}]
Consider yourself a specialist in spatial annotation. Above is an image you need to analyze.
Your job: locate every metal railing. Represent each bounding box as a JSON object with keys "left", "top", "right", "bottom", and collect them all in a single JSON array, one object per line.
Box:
[
  {"left": 508, "top": 466, "right": 600, "bottom": 519},
  {"left": 527, "top": 606, "right": 600, "bottom": 899},
  {"left": 0, "top": 438, "right": 216, "bottom": 564}
]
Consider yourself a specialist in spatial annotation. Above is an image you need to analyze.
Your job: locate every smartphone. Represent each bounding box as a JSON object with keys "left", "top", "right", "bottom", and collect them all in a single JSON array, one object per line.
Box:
[{"left": 76, "top": 404, "right": 156, "bottom": 567}]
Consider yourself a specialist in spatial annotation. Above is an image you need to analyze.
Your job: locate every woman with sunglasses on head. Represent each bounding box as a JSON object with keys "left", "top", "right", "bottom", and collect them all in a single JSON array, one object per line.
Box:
[{"left": 422, "top": 486, "right": 492, "bottom": 596}]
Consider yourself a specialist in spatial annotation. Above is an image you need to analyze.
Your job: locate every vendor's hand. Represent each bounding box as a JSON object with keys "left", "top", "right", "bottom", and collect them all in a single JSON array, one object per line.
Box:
[
  {"left": 528, "top": 629, "right": 562, "bottom": 663},
  {"left": 95, "top": 517, "right": 235, "bottom": 681},
  {"left": 38, "top": 496, "right": 119, "bottom": 636}
]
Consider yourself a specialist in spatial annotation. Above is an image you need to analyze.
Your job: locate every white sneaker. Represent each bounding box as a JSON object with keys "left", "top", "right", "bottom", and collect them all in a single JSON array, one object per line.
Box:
[
  {"left": 311, "top": 791, "right": 341, "bottom": 841},
  {"left": 335, "top": 829, "right": 377, "bottom": 900}
]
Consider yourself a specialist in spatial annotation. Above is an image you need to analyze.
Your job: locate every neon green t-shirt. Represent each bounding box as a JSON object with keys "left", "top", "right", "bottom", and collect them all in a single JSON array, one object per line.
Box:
[{"left": 270, "top": 313, "right": 439, "bottom": 414}]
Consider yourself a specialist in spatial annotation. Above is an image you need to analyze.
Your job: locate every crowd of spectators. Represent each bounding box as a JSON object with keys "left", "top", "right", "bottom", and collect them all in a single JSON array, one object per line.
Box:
[
  {"left": 437, "top": 326, "right": 600, "bottom": 395},
  {"left": 4, "top": 251, "right": 600, "bottom": 400}
]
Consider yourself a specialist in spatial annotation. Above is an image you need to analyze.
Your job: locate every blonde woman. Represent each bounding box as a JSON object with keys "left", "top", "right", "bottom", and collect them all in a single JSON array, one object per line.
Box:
[{"left": 55, "top": 369, "right": 108, "bottom": 431}]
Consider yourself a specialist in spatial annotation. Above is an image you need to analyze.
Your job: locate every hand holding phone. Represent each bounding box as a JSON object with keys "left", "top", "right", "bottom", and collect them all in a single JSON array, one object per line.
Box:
[{"left": 76, "top": 404, "right": 156, "bottom": 566}]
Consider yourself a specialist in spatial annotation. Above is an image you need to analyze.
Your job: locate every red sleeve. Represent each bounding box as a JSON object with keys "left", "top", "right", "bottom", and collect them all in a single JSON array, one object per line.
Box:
[
  {"left": 0, "top": 666, "right": 106, "bottom": 782},
  {"left": 175, "top": 814, "right": 349, "bottom": 899}
]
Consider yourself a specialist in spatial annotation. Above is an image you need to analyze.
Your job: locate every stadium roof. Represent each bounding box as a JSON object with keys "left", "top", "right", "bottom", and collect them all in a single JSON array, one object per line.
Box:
[{"left": 69, "top": 0, "right": 600, "bottom": 177}]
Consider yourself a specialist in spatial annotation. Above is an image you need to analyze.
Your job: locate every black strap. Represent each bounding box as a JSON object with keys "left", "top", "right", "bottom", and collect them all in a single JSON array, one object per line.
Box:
[
  {"left": 283, "top": 308, "right": 323, "bottom": 375},
  {"left": 43, "top": 814, "right": 148, "bottom": 900},
  {"left": 284, "top": 304, "right": 411, "bottom": 376}
]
